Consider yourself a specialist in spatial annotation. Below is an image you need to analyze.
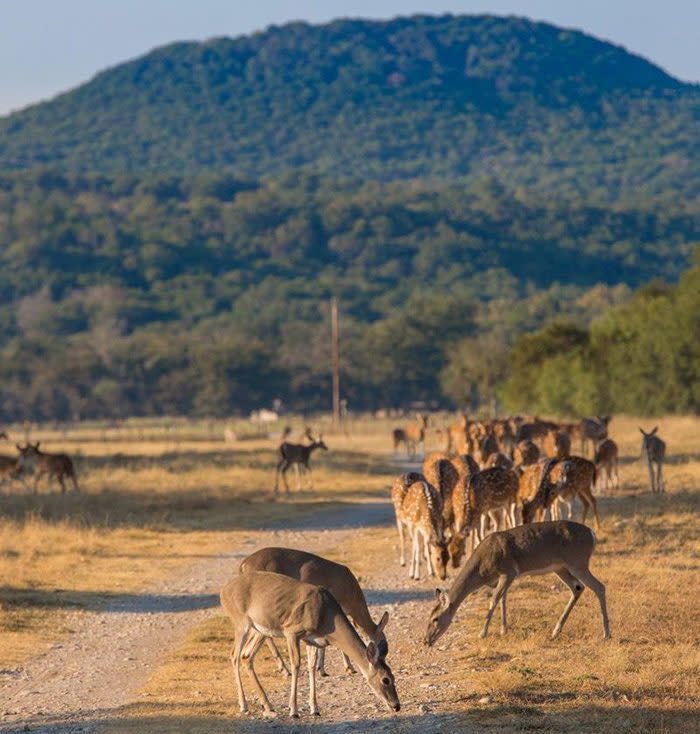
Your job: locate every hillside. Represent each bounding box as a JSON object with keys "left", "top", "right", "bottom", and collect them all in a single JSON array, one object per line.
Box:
[{"left": 1, "top": 14, "right": 699, "bottom": 201}]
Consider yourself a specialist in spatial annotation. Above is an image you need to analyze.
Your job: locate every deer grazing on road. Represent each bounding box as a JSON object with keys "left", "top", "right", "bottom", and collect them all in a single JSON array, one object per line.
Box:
[
  {"left": 274, "top": 435, "right": 328, "bottom": 494},
  {"left": 17, "top": 442, "right": 79, "bottom": 493},
  {"left": 424, "top": 521, "right": 610, "bottom": 645},
  {"left": 220, "top": 571, "right": 400, "bottom": 718},
  {"left": 392, "top": 414, "right": 428, "bottom": 457},
  {"left": 640, "top": 427, "right": 666, "bottom": 493},
  {"left": 594, "top": 438, "right": 619, "bottom": 492},
  {"left": 392, "top": 476, "right": 448, "bottom": 580},
  {"left": 240, "top": 547, "right": 388, "bottom": 678}
]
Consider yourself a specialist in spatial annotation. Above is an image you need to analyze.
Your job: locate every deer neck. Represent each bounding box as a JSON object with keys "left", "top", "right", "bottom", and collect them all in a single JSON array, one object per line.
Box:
[
  {"left": 448, "top": 561, "right": 485, "bottom": 610},
  {"left": 326, "top": 610, "right": 373, "bottom": 678}
]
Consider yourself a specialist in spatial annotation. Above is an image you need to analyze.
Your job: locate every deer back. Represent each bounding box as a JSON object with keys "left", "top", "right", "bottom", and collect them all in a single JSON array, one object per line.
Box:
[{"left": 400, "top": 480, "right": 445, "bottom": 541}]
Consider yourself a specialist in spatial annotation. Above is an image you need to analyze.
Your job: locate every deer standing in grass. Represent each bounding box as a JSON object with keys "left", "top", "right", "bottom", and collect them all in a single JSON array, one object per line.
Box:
[
  {"left": 594, "top": 438, "right": 619, "bottom": 492},
  {"left": 274, "top": 436, "right": 328, "bottom": 494},
  {"left": 424, "top": 521, "right": 610, "bottom": 645},
  {"left": 0, "top": 451, "right": 27, "bottom": 491},
  {"left": 392, "top": 414, "right": 428, "bottom": 457},
  {"left": 240, "top": 547, "right": 388, "bottom": 679},
  {"left": 220, "top": 571, "right": 400, "bottom": 718},
  {"left": 580, "top": 416, "right": 611, "bottom": 456},
  {"left": 640, "top": 427, "right": 666, "bottom": 493},
  {"left": 17, "top": 442, "right": 78, "bottom": 493},
  {"left": 392, "top": 476, "right": 448, "bottom": 580}
]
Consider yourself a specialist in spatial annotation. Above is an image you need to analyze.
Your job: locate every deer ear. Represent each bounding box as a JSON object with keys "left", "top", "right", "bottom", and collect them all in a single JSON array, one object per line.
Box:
[
  {"left": 639, "top": 428, "right": 646, "bottom": 436},
  {"left": 439, "top": 590, "right": 450, "bottom": 609},
  {"left": 366, "top": 641, "right": 380, "bottom": 665},
  {"left": 376, "top": 610, "right": 389, "bottom": 634},
  {"left": 15, "top": 444, "right": 21, "bottom": 451},
  {"left": 651, "top": 426, "right": 658, "bottom": 435},
  {"left": 35, "top": 442, "right": 40, "bottom": 449}
]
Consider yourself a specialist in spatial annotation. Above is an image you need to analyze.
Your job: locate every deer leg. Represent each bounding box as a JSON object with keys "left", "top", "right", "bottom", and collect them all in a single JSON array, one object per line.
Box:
[
  {"left": 397, "top": 519, "right": 406, "bottom": 566},
  {"left": 243, "top": 632, "right": 276, "bottom": 716},
  {"left": 315, "top": 646, "right": 328, "bottom": 677},
  {"left": 657, "top": 461, "right": 665, "bottom": 493},
  {"left": 281, "top": 462, "right": 291, "bottom": 494},
  {"left": 285, "top": 633, "right": 302, "bottom": 718},
  {"left": 500, "top": 587, "right": 508, "bottom": 636},
  {"left": 647, "top": 457, "right": 655, "bottom": 493},
  {"left": 307, "top": 465, "right": 314, "bottom": 491},
  {"left": 70, "top": 471, "right": 79, "bottom": 492},
  {"left": 58, "top": 473, "right": 66, "bottom": 494},
  {"left": 274, "top": 458, "right": 285, "bottom": 494},
  {"left": 262, "top": 637, "right": 290, "bottom": 676},
  {"left": 480, "top": 575, "right": 513, "bottom": 639},
  {"left": 231, "top": 622, "right": 252, "bottom": 714},
  {"left": 551, "top": 569, "right": 584, "bottom": 639},
  {"left": 306, "top": 645, "right": 320, "bottom": 716},
  {"left": 341, "top": 651, "right": 355, "bottom": 673},
  {"left": 410, "top": 530, "right": 420, "bottom": 580},
  {"left": 571, "top": 567, "right": 611, "bottom": 640},
  {"left": 293, "top": 463, "right": 301, "bottom": 491},
  {"left": 424, "top": 532, "right": 435, "bottom": 577},
  {"left": 33, "top": 470, "right": 45, "bottom": 495}
]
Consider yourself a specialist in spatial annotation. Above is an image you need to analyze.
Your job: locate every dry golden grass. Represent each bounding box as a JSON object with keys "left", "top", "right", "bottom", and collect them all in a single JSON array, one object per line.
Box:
[{"left": 2, "top": 414, "right": 698, "bottom": 733}]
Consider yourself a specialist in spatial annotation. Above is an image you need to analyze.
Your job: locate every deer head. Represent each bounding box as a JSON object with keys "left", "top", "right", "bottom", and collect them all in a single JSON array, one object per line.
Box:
[{"left": 424, "top": 588, "right": 455, "bottom": 647}]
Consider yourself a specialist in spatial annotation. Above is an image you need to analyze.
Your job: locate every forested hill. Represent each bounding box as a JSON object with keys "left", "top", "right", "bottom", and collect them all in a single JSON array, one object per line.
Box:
[{"left": 1, "top": 14, "right": 699, "bottom": 201}]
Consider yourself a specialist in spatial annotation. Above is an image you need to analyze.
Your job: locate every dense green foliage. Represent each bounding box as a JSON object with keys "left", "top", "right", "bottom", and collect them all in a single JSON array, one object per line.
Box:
[
  {"left": 0, "top": 15, "right": 698, "bottom": 418},
  {"left": 501, "top": 261, "right": 700, "bottom": 415},
  {"left": 1, "top": 15, "right": 699, "bottom": 203}
]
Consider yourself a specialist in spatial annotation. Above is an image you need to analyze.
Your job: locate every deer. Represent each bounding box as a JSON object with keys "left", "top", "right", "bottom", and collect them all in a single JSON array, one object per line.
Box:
[
  {"left": 220, "top": 571, "right": 400, "bottom": 718},
  {"left": 640, "top": 427, "right": 666, "bottom": 493},
  {"left": 484, "top": 452, "right": 514, "bottom": 471},
  {"left": 392, "top": 476, "right": 448, "bottom": 580},
  {"left": 594, "top": 438, "right": 619, "bottom": 492},
  {"left": 392, "top": 414, "right": 428, "bottom": 457},
  {"left": 274, "top": 435, "right": 328, "bottom": 494},
  {"left": 543, "top": 430, "right": 571, "bottom": 460},
  {"left": 522, "top": 457, "right": 600, "bottom": 531},
  {"left": 422, "top": 452, "right": 460, "bottom": 531},
  {"left": 580, "top": 416, "right": 611, "bottom": 456},
  {"left": 16, "top": 442, "right": 79, "bottom": 493},
  {"left": 424, "top": 521, "right": 611, "bottom": 646},
  {"left": 513, "top": 439, "right": 540, "bottom": 467},
  {"left": 475, "top": 428, "right": 499, "bottom": 468},
  {"left": 239, "top": 547, "right": 388, "bottom": 679},
  {"left": 447, "top": 414, "right": 470, "bottom": 454}
]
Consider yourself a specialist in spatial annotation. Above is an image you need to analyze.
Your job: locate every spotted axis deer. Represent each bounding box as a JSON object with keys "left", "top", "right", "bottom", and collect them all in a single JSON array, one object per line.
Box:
[
  {"left": 580, "top": 416, "right": 611, "bottom": 456},
  {"left": 17, "top": 443, "right": 79, "bottom": 493},
  {"left": 422, "top": 452, "right": 460, "bottom": 531},
  {"left": 240, "top": 547, "right": 388, "bottom": 678},
  {"left": 392, "top": 414, "right": 428, "bottom": 457},
  {"left": 594, "top": 438, "right": 619, "bottom": 492},
  {"left": 476, "top": 429, "right": 499, "bottom": 468},
  {"left": 392, "top": 477, "right": 448, "bottom": 580},
  {"left": 513, "top": 439, "right": 540, "bottom": 467},
  {"left": 424, "top": 521, "right": 611, "bottom": 645},
  {"left": 220, "top": 571, "right": 400, "bottom": 718},
  {"left": 640, "top": 427, "right": 666, "bottom": 493},
  {"left": 522, "top": 457, "right": 600, "bottom": 531},
  {"left": 452, "top": 467, "right": 519, "bottom": 557},
  {"left": 274, "top": 436, "right": 328, "bottom": 494}
]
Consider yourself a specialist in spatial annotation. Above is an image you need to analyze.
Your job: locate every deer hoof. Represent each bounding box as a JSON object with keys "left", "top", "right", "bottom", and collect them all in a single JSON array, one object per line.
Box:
[{"left": 262, "top": 709, "right": 277, "bottom": 719}]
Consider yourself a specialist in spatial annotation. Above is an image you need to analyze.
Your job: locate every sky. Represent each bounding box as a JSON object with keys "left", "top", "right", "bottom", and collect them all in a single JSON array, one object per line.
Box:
[{"left": 1, "top": 1, "right": 699, "bottom": 116}]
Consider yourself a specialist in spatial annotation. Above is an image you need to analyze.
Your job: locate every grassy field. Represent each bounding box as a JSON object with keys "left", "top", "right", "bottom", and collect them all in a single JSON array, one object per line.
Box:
[{"left": 1, "top": 414, "right": 698, "bottom": 732}]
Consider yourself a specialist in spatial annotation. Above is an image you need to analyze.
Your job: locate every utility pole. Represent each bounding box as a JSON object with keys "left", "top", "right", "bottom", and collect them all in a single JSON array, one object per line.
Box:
[{"left": 331, "top": 297, "right": 340, "bottom": 427}]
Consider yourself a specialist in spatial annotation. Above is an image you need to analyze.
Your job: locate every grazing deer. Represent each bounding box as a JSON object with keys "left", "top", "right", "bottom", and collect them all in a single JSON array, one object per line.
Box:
[
  {"left": 220, "top": 571, "right": 400, "bottom": 718},
  {"left": 453, "top": 467, "right": 519, "bottom": 554},
  {"left": 392, "top": 414, "right": 428, "bottom": 457},
  {"left": 640, "top": 427, "right": 666, "bottom": 493},
  {"left": 424, "top": 521, "right": 610, "bottom": 645},
  {"left": 543, "top": 430, "right": 571, "bottom": 460},
  {"left": 392, "top": 477, "right": 448, "bottom": 580},
  {"left": 240, "top": 547, "right": 388, "bottom": 678},
  {"left": 17, "top": 443, "right": 79, "bottom": 493},
  {"left": 274, "top": 436, "right": 328, "bottom": 494},
  {"left": 580, "top": 416, "right": 611, "bottom": 456},
  {"left": 422, "top": 452, "right": 460, "bottom": 531},
  {"left": 594, "top": 438, "right": 619, "bottom": 492},
  {"left": 522, "top": 457, "right": 600, "bottom": 531},
  {"left": 513, "top": 439, "right": 540, "bottom": 467}
]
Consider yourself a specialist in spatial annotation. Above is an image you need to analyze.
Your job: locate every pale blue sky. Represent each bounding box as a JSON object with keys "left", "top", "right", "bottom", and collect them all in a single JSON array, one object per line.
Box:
[{"left": 1, "top": 1, "right": 698, "bottom": 115}]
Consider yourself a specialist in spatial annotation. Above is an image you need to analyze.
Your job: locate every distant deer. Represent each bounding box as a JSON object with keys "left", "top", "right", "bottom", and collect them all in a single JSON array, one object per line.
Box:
[
  {"left": 543, "top": 430, "right": 571, "bottom": 460},
  {"left": 640, "top": 427, "right": 665, "bottom": 493},
  {"left": 17, "top": 442, "right": 79, "bottom": 493},
  {"left": 424, "top": 521, "right": 610, "bottom": 645},
  {"left": 392, "top": 414, "right": 428, "bottom": 457},
  {"left": 475, "top": 428, "right": 499, "bottom": 468},
  {"left": 392, "top": 476, "right": 448, "bottom": 580},
  {"left": 513, "top": 439, "right": 540, "bottom": 467},
  {"left": 274, "top": 436, "right": 328, "bottom": 494},
  {"left": 240, "top": 547, "right": 388, "bottom": 679},
  {"left": 484, "top": 452, "right": 514, "bottom": 471},
  {"left": 0, "top": 452, "right": 27, "bottom": 491},
  {"left": 580, "top": 416, "right": 611, "bottom": 456},
  {"left": 220, "top": 571, "right": 400, "bottom": 718},
  {"left": 594, "top": 438, "right": 619, "bottom": 492}
]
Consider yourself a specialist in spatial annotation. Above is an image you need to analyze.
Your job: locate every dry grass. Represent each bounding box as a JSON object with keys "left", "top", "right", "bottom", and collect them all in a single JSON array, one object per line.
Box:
[{"left": 2, "top": 415, "right": 699, "bottom": 733}]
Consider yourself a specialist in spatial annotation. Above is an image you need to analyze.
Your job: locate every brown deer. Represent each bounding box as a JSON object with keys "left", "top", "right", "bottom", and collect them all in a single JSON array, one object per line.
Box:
[
  {"left": 543, "top": 430, "right": 571, "bottom": 460},
  {"left": 422, "top": 452, "right": 460, "bottom": 531},
  {"left": 594, "top": 438, "right": 619, "bottom": 492},
  {"left": 274, "top": 436, "right": 328, "bottom": 494},
  {"left": 220, "top": 571, "right": 400, "bottom": 718},
  {"left": 424, "top": 521, "right": 610, "bottom": 645},
  {"left": 392, "top": 477, "right": 448, "bottom": 580},
  {"left": 17, "top": 442, "right": 79, "bottom": 493},
  {"left": 640, "top": 427, "right": 666, "bottom": 493},
  {"left": 475, "top": 428, "right": 499, "bottom": 468},
  {"left": 513, "top": 439, "right": 540, "bottom": 467},
  {"left": 0, "top": 452, "right": 27, "bottom": 491},
  {"left": 240, "top": 547, "right": 388, "bottom": 678},
  {"left": 580, "top": 416, "right": 611, "bottom": 456},
  {"left": 392, "top": 414, "right": 428, "bottom": 457},
  {"left": 522, "top": 457, "right": 600, "bottom": 531},
  {"left": 492, "top": 419, "right": 515, "bottom": 456},
  {"left": 484, "top": 452, "right": 514, "bottom": 470}
]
